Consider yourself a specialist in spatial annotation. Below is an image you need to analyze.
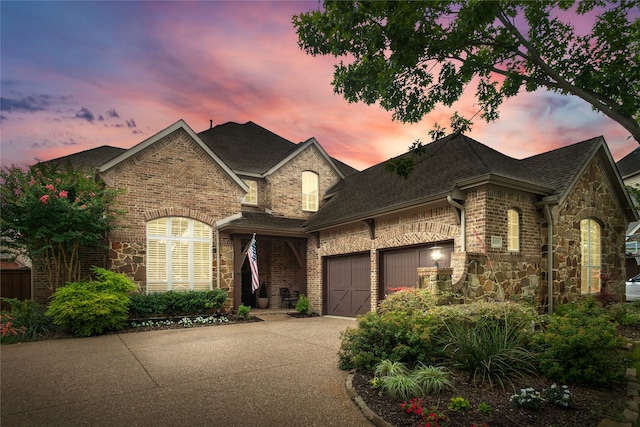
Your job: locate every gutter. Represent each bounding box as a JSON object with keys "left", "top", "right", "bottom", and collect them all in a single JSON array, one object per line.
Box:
[
  {"left": 446, "top": 195, "right": 466, "bottom": 252},
  {"left": 543, "top": 203, "right": 554, "bottom": 313}
]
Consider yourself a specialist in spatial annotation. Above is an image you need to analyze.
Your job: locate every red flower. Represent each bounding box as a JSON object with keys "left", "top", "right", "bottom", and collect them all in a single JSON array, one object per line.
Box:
[
  {"left": 40, "top": 194, "right": 49, "bottom": 204},
  {"left": 59, "top": 190, "right": 68, "bottom": 198}
]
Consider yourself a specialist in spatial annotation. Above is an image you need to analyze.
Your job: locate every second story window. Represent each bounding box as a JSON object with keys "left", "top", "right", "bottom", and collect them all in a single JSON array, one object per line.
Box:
[
  {"left": 507, "top": 208, "right": 520, "bottom": 252},
  {"left": 302, "top": 171, "right": 318, "bottom": 212},
  {"left": 242, "top": 179, "right": 258, "bottom": 205}
]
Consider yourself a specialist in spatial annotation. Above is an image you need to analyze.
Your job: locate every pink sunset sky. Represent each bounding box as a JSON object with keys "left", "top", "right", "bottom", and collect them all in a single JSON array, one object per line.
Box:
[{"left": 1, "top": 1, "right": 638, "bottom": 172}]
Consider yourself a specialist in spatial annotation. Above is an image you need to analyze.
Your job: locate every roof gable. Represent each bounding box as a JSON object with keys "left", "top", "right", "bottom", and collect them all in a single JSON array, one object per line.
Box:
[
  {"left": 198, "top": 121, "right": 297, "bottom": 175},
  {"left": 98, "top": 119, "right": 248, "bottom": 191},
  {"left": 197, "top": 121, "right": 355, "bottom": 179},
  {"left": 617, "top": 147, "right": 640, "bottom": 179}
]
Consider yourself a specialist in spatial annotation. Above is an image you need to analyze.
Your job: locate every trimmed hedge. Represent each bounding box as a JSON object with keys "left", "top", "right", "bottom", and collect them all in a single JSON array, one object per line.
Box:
[{"left": 128, "top": 289, "right": 228, "bottom": 319}]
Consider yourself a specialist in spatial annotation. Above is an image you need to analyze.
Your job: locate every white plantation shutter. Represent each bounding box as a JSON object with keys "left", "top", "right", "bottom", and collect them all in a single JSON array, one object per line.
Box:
[
  {"left": 507, "top": 209, "right": 519, "bottom": 252},
  {"left": 192, "top": 241, "right": 211, "bottom": 291},
  {"left": 146, "top": 218, "right": 212, "bottom": 293},
  {"left": 580, "top": 218, "right": 601, "bottom": 294}
]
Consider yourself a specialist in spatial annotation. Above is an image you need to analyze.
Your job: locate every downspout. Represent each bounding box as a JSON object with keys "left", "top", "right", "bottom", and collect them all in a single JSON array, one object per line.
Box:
[
  {"left": 544, "top": 203, "right": 554, "bottom": 314},
  {"left": 447, "top": 196, "right": 465, "bottom": 251}
]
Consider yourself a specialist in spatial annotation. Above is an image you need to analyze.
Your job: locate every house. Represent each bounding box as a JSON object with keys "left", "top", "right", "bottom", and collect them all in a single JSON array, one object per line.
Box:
[
  {"left": 618, "top": 147, "right": 640, "bottom": 278},
  {"left": 35, "top": 120, "right": 637, "bottom": 315}
]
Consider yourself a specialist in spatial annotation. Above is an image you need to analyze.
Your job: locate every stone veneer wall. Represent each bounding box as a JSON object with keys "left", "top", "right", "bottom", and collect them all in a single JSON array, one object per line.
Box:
[
  {"left": 545, "top": 156, "right": 627, "bottom": 308},
  {"left": 457, "top": 185, "right": 544, "bottom": 308}
]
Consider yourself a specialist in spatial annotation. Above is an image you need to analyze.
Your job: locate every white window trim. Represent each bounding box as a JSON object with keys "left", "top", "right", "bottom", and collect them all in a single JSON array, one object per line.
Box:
[
  {"left": 242, "top": 179, "right": 258, "bottom": 205},
  {"left": 302, "top": 171, "right": 319, "bottom": 212},
  {"left": 146, "top": 218, "right": 212, "bottom": 293}
]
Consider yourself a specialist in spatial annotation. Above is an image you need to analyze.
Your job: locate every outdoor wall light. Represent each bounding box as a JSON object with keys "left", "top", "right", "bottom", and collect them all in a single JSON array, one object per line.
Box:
[{"left": 431, "top": 245, "right": 442, "bottom": 268}]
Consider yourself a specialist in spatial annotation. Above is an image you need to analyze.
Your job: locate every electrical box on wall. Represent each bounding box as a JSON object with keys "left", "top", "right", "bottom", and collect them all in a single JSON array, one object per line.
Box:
[{"left": 491, "top": 236, "right": 502, "bottom": 248}]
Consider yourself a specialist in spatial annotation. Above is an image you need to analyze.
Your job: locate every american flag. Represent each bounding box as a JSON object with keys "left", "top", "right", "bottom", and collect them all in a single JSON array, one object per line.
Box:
[{"left": 248, "top": 234, "right": 260, "bottom": 293}]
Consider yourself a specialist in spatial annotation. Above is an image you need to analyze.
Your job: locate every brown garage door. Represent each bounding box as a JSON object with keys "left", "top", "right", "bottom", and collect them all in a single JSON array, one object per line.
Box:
[
  {"left": 325, "top": 253, "right": 371, "bottom": 317},
  {"left": 380, "top": 243, "right": 454, "bottom": 296}
]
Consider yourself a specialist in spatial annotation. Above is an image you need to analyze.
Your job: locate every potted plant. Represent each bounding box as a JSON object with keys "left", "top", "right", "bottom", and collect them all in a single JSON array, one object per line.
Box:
[{"left": 257, "top": 281, "right": 269, "bottom": 309}]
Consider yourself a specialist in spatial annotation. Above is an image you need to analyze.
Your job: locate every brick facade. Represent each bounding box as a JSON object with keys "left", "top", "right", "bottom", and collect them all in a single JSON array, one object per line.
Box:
[{"left": 29, "top": 122, "right": 631, "bottom": 316}]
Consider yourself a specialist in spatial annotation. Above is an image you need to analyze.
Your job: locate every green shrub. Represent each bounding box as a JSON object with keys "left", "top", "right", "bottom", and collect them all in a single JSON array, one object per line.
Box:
[
  {"left": 378, "top": 288, "right": 444, "bottom": 314},
  {"left": 237, "top": 304, "right": 251, "bottom": 320},
  {"left": 439, "top": 312, "right": 538, "bottom": 390},
  {"left": 128, "top": 289, "right": 228, "bottom": 319},
  {"left": 338, "top": 309, "right": 443, "bottom": 370},
  {"left": 1, "top": 298, "right": 54, "bottom": 342},
  {"left": 449, "top": 397, "right": 471, "bottom": 411},
  {"left": 338, "top": 299, "right": 540, "bottom": 371},
  {"left": 533, "top": 297, "right": 625, "bottom": 387},
  {"left": 296, "top": 295, "right": 311, "bottom": 315},
  {"left": 46, "top": 267, "right": 136, "bottom": 336},
  {"left": 608, "top": 302, "right": 640, "bottom": 327}
]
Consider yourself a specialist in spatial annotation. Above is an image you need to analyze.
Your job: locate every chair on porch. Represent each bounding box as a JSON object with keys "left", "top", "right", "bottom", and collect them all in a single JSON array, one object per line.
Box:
[{"left": 279, "top": 287, "right": 299, "bottom": 309}]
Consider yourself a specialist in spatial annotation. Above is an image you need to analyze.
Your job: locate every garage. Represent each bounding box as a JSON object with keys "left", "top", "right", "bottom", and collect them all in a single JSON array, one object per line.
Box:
[
  {"left": 379, "top": 243, "right": 453, "bottom": 297},
  {"left": 324, "top": 253, "right": 371, "bottom": 317}
]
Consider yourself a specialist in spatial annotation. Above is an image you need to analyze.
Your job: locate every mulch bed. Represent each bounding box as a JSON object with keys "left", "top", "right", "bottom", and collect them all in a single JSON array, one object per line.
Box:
[{"left": 350, "top": 324, "right": 640, "bottom": 427}]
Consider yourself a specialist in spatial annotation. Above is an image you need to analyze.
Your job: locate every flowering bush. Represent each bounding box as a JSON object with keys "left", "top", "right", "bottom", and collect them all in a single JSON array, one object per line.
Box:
[
  {"left": 1, "top": 163, "right": 123, "bottom": 292},
  {"left": 401, "top": 398, "right": 449, "bottom": 427},
  {"left": 510, "top": 387, "right": 543, "bottom": 410},
  {"left": 0, "top": 313, "right": 27, "bottom": 343},
  {"left": 544, "top": 383, "right": 572, "bottom": 408}
]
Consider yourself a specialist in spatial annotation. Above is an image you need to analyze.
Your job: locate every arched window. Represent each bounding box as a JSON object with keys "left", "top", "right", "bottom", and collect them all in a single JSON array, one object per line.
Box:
[
  {"left": 580, "top": 218, "right": 601, "bottom": 294},
  {"left": 302, "top": 171, "right": 319, "bottom": 212},
  {"left": 146, "top": 217, "right": 212, "bottom": 293},
  {"left": 507, "top": 209, "right": 520, "bottom": 252}
]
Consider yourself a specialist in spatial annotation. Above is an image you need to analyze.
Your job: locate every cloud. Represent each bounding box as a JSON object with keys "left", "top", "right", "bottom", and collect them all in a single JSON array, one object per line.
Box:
[
  {"left": 75, "top": 107, "right": 95, "bottom": 123},
  {"left": 126, "top": 119, "right": 136, "bottom": 128},
  {"left": 0, "top": 94, "right": 64, "bottom": 112},
  {"left": 106, "top": 108, "right": 119, "bottom": 118}
]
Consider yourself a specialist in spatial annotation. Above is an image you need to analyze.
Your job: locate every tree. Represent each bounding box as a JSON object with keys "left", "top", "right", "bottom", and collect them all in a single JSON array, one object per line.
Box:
[
  {"left": 293, "top": 1, "right": 640, "bottom": 143},
  {"left": 0, "top": 163, "right": 124, "bottom": 294}
]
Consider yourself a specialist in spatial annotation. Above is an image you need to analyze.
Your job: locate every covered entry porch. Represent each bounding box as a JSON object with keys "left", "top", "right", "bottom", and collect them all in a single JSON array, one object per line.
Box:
[{"left": 217, "top": 211, "right": 307, "bottom": 310}]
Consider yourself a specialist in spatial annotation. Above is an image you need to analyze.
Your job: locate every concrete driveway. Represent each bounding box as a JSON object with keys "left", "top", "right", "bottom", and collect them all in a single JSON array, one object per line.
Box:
[{"left": 1, "top": 316, "right": 372, "bottom": 427}]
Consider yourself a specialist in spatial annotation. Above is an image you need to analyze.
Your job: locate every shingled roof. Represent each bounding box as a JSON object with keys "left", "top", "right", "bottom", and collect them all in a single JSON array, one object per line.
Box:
[
  {"left": 43, "top": 146, "right": 125, "bottom": 171},
  {"left": 304, "top": 134, "right": 604, "bottom": 231},
  {"left": 216, "top": 211, "right": 306, "bottom": 237},
  {"left": 617, "top": 146, "right": 640, "bottom": 179},
  {"left": 197, "top": 121, "right": 358, "bottom": 177}
]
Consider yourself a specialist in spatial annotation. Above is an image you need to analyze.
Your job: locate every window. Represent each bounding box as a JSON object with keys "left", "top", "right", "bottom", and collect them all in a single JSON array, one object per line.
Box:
[
  {"left": 146, "top": 217, "right": 212, "bottom": 293},
  {"left": 242, "top": 179, "right": 258, "bottom": 205},
  {"left": 507, "top": 209, "right": 520, "bottom": 252},
  {"left": 580, "top": 218, "right": 601, "bottom": 294},
  {"left": 302, "top": 171, "right": 318, "bottom": 211}
]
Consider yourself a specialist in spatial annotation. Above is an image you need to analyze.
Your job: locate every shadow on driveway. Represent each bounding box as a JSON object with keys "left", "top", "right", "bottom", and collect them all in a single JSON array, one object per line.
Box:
[{"left": 1, "top": 316, "right": 372, "bottom": 427}]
